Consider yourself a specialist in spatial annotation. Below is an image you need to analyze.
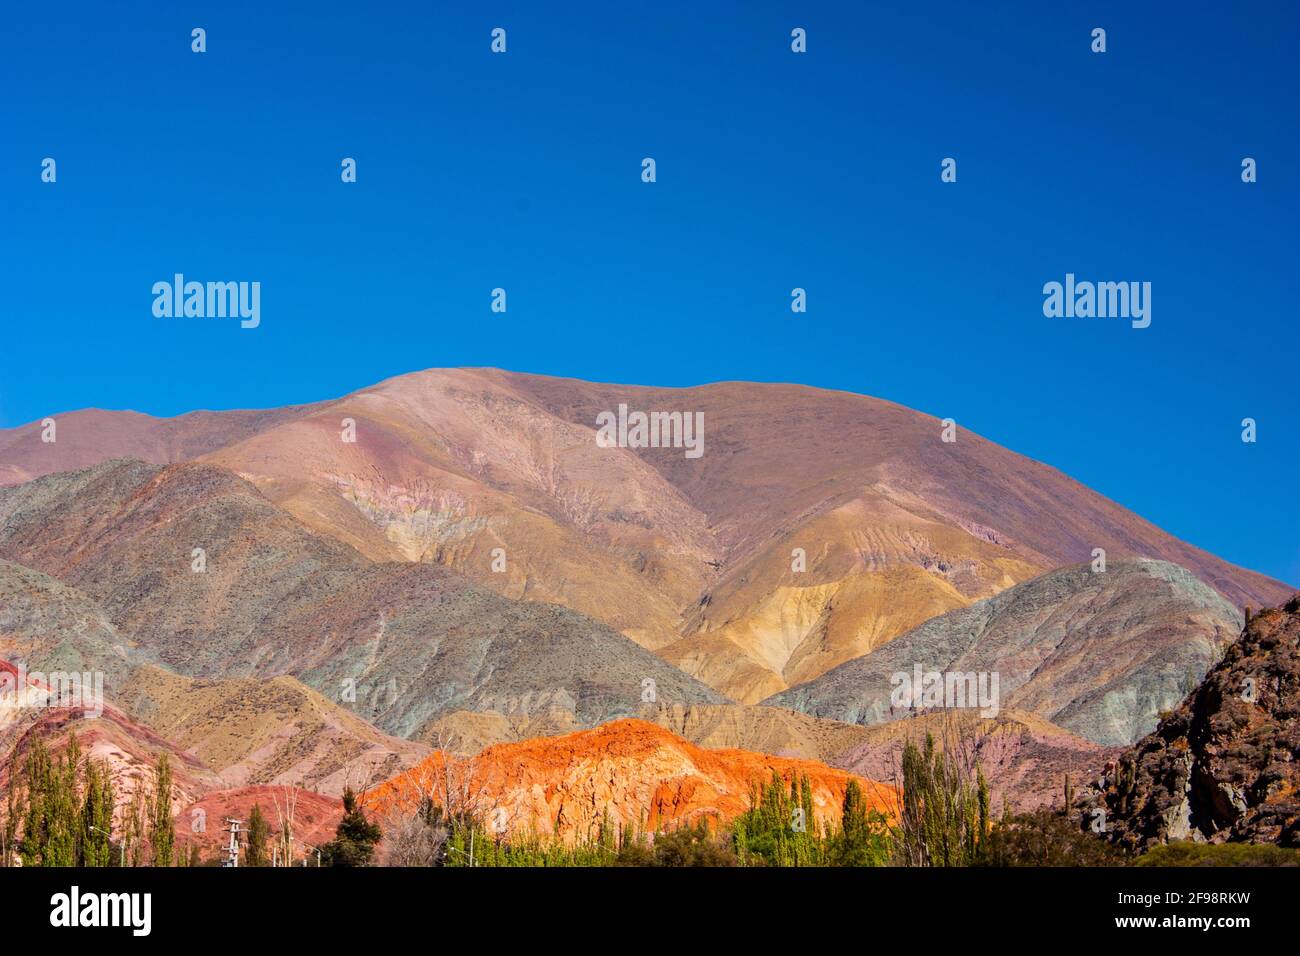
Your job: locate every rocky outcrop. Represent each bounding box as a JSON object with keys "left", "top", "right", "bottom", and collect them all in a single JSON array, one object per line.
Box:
[
  {"left": 421, "top": 701, "right": 880, "bottom": 763},
  {"left": 365, "top": 718, "right": 895, "bottom": 843},
  {"left": 1096, "top": 595, "right": 1300, "bottom": 850}
]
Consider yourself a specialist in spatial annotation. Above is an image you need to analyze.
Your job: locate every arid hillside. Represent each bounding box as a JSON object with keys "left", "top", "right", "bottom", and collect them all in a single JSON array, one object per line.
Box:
[
  {"left": 0, "top": 459, "right": 726, "bottom": 740},
  {"left": 2, "top": 370, "right": 1292, "bottom": 855},
  {"left": 766, "top": 559, "right": 1244, "bottom": 746},
  {"left": 2, "top": 368, "right": 1288, "bottom": 704},
  {"left": 178, "top": 785, "right": 343, "bottom": 864},
  {"left": 0, "top": 555, "right": 429, "bottom": 797}
]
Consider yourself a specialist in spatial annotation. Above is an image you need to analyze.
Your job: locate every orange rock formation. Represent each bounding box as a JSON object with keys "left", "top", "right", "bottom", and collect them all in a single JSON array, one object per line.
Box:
[{"left": 365, "top": 718, "right": 895, "bottom": 842}]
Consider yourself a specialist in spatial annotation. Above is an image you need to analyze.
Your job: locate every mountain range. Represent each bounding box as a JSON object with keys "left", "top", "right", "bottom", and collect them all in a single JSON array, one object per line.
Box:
[
  {"left": 2, "top": 369, "right": 1288, "bottom": 705},
  {"left": 1, "top": 368, "right": 1293, "bottom": 857}
]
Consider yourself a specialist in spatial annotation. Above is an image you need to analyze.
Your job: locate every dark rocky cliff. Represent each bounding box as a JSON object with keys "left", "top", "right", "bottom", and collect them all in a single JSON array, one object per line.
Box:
[{"left": 1096, "top": 595, "right": 1300, "bottom": 850}]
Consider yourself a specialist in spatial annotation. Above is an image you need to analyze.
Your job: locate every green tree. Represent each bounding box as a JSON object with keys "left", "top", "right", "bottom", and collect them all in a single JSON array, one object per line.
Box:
[
  {"left": 18, "top": 735, "right": 81, "bottom": 867},
  {"left": 731, "top": 772, "right": 826, "bottom": 866},
  {"left": 643, "top": 820, "right": 737, "bottom": 867},
  {"left": 80, "top": 757, "right": 114, "bottom": 867},
  {"left": 123, "top": 785, "right": 147, "bottom": 866},
  {"left": 245, "top": 804, "right": 269, "bottom": 867},
  {"left": 3, "top": 779, "right": 18, "bottom": 867},
  {"left": 321, "top": 787, "right": 382, "bottom": 867},
  {"left": 830, "top": 780, "right": 891, "bottom": 866},
  {"left": 149, "top": 755, "right": 174, "bottom": 866},
  {"left": 895, "top": 732, "right": 987, "bottom": 867},
  {"left": 18, "top": 736, "right": 53, "bottom": 866}
]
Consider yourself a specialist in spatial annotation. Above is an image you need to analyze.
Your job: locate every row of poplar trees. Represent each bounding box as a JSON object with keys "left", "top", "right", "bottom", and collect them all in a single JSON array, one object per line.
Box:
[{"left": 2, "top": 734, "right": 177, "bottom": 867}]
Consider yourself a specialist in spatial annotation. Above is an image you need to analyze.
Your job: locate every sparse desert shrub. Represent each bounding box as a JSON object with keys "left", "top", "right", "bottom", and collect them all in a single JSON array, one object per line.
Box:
[
  {"left": 978, "top": 810, "right": 1125, "bottom": 867},
  {"left": 378, "top": 808, "right": 445, "bottom": 867},
  {"left": 637, "top": 821, "right": 737, "bottom": 867},
  {"left": 1135, "top": 841, "right": 1300, "bottom": 867}
]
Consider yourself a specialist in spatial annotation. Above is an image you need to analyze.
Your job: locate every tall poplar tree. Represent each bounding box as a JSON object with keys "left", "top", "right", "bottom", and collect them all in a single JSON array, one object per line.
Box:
[
  {"left": 149, "top": 755, "right": 175, "bottom": 866},
  {"left": 80, "top": 756, "right": 114, "bottom": 866}
]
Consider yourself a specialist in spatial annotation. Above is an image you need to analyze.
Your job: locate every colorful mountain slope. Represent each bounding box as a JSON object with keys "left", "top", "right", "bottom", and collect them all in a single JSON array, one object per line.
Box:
[
  {"left": 765, "top": 559, "right": 1244, "bottom": 747},
  {"left": 116, "top": 666, "right": 429, "bottom": 794},
  {"left": 0, "top": 705, "right": 223, "bottom": 826},
  {"left": 0, "top": 459, "right": 726, "bottom": 739},
  {"left": 1, "top": 369, "right": 1288, "bottom": 705},
  {"left": 0, "top": 555, "right": 428, "bottom": 795}
]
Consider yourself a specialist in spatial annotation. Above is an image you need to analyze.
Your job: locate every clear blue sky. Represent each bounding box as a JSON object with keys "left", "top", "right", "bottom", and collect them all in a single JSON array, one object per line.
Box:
[{"left": 1, "top": 1, "right": 1296, "bottom": 586}]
